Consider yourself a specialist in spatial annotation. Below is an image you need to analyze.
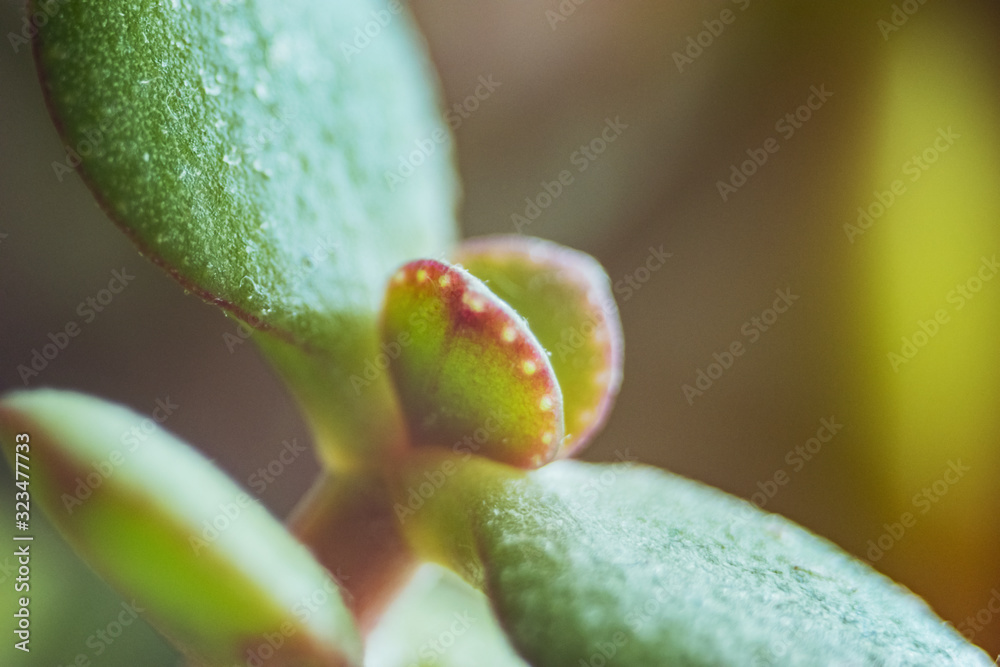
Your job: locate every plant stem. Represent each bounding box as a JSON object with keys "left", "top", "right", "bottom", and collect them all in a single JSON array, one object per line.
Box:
[{"left": 288, "top": 471, "right": 415, "bottom": 634}]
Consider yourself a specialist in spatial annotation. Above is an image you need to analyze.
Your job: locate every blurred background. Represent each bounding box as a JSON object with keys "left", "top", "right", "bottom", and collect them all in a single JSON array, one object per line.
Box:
[{"left": 2, "top": 0, "right": 999, "bottom": 664}]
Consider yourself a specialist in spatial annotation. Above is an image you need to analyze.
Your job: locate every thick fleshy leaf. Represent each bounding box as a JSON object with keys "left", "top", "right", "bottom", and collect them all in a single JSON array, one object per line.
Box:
[
  {"left": 455, "top": 236, "right": 623, "bottom": 457},
  {"left": 0, "top": 390, "right": 361, "bottom": 667},
  {"left": 34, "top": 0, "right": 457, "bottom": 465},
  {"left": 392, "top": 452, "right": 991, "bottom": 666},
  {"left": 381, "top": 260, "right": 564, "bottom": 468}
]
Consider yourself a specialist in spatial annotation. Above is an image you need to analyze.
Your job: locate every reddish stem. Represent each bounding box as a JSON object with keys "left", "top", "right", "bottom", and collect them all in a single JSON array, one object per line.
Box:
[{"left": 288, "top": 471, "right": 415, "bottom": 634}]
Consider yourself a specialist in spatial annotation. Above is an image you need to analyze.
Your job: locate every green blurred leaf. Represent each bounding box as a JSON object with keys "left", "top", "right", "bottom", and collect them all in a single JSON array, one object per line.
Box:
[
  {"left": 34, "top": 0, "right": 457, "bottom": 465},
  {"left": 0, "top": 390, "right": 361, "bottom": 667},
  {"left": 0, "top": 465, "right": 180, "bottom": 667},
  {"left": 393, "top": 453, "right": 992, "bottom": 666},
  {"left": 366, "top": 565, "right": 528, "bottom": 667},
  {"left": 456, "top": 236, "right": 624, "bottom": 457},
  {"left": 381, "top": 260, "right": 564, "bottom": 468}
]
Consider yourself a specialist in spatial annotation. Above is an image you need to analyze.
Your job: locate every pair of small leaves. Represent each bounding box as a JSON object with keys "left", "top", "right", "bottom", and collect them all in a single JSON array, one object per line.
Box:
[{"left": 381, "top": 236, "right": 623, "bottom": 468}]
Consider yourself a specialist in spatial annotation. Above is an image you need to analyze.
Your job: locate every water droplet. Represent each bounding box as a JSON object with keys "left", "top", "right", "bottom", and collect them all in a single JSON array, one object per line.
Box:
[
  {"left": 223, "top": 149, "right": 242, "bottom": 166},
  {"left": 251, "top": 159, "right": 272, "bottom": 178},
  {"left": 142, "top": 152, "right": 150, "bottom": 162},
  {"left": 199, "top": 70, "right": 224, "bottom": 96}
]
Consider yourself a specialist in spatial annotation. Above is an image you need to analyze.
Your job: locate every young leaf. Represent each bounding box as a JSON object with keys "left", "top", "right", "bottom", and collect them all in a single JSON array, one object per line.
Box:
[
  {"left": 393, "top": 453, "right": 992, "bottom": 666},
  {"left": 33, "top": 0, "right": 457, "bottom": 464},
  {"left": 0, "top": 390, "right": 361, "bottom": 667},
  {"left": 455, "top": 236, "right": 624, "bottom": 457},
  {"left": 381, "top": 260, "right": 564, "bottom": 468}
]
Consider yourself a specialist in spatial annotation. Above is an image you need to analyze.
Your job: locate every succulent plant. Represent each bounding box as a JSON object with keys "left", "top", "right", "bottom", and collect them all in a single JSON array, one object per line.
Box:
[{"left": 1, "top": 1, "right": 993, "bottom": 665}]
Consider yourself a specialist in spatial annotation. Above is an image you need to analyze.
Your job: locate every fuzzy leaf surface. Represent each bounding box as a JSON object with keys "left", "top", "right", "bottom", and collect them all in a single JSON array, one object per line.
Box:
[{"left": 393, "top": 454, "right": 992, "bottom": 666}]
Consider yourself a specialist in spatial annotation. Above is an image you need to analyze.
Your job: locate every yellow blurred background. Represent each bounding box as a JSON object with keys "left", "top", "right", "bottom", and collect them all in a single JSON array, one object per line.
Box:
[{"left": 2, "top": 0, "right": 999, "bottom": 663}]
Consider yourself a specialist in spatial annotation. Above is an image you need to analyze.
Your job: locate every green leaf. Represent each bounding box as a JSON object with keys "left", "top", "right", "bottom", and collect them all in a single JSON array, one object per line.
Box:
[
  {"left": 456, "top": 236, "right": 624, "bottom": 457},
  {"left": 0, "top": 390, "right": 362, "bottom": 667},
  {"left": 34, "top": 0, "right": 457, "bottom": 464},
  {"left": 381, "top": 260, "right": 564, "bottom": 468},
  {"left": 366, "top": 564, "right": 529, "bottom": 667},
  {"left": 393, "top": 453, "right": 992, "bottom": 666}
]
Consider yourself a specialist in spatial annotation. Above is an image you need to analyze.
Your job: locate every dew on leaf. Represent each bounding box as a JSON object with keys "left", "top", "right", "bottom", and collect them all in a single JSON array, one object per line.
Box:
[{"left": 251, "top": 159, "right": 272, "bottom": 178}]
